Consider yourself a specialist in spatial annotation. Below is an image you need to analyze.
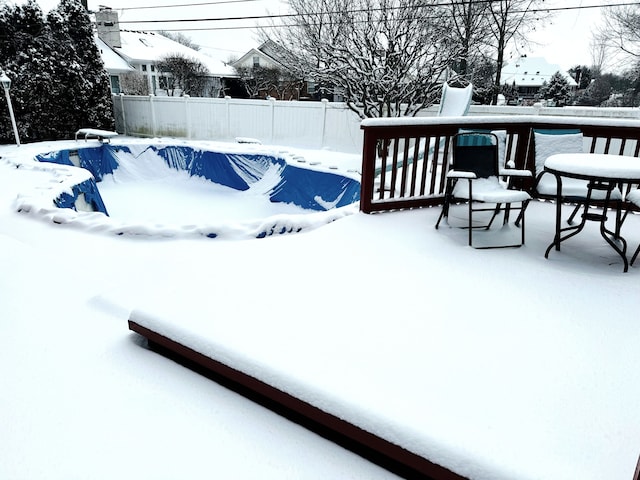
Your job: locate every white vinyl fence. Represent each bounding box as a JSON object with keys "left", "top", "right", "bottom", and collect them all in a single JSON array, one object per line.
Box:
[
  {"left": 111, "top": 94, "right": 365, "bottom": 154},
  {"left": 112, "top": 94, "right": 640, "bottom": 155}
]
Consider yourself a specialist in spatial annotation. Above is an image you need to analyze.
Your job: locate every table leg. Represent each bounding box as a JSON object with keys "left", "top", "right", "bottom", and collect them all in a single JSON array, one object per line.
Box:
[
  {"left": 545, "top": 175, "right": 562, "bottom": 257},
  {"left": 546, "top": 178, "right": 629, "bottom": 272},
  {"left": 545, "top": 174, "right": 586, "bottom": 257},
  {"left": 598, "top": 184, "right": 628, "bottom": 272}
]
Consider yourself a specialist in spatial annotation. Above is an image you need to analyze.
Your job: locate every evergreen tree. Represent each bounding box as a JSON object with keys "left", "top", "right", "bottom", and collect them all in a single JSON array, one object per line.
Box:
[
  {"left": 500, "top": 82, "right": 519, "bottom": 105},
  {"left": 48, "top": 0, "right": 114, "bottom": 137},
  {"left": 537, "top": 71, "right": 573, "bottom": 107},
  {"left": 466, "top": 57, "right": 498, "bottom": 105},
  {"left": 568, "top": 65, "right": 593, "bottom": 90},
  {"left": 0, "top": 0, "right": 54, "bottom": 141},
  {"left": 0, "top": 0, "right": 113, "bottom": 143}
]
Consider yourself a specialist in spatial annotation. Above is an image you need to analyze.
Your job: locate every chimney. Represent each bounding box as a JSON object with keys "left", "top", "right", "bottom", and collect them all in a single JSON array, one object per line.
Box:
[{"left": 95, "top": 6, "right": 121, "bottom": 49}]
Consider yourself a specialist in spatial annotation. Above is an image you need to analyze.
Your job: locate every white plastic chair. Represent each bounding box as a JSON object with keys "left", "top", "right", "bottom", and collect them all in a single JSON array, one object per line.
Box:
[{"left": 437, "top": 82, "right": 473, "bottom": 117}]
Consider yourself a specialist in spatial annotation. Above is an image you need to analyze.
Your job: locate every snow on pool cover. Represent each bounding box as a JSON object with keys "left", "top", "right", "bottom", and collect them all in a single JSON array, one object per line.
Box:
[{"left": 19, "top": 142, "right": 360, "bottom": 239}]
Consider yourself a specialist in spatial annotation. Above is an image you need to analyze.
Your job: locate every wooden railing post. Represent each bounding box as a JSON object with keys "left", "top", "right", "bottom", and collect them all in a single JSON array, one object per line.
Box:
[{"left": 360, "top": 127, "right": 378, "bottom": 214}]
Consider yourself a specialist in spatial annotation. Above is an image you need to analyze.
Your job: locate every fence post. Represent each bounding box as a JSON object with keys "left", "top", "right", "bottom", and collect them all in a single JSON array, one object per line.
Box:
[
  {"left": 184, "top": 94, "right": 191, "bottom": 139},
  {"left": 120, "top": 93, "right": 127, "bottom": 136},
  {"left": 148, "top": 94, "right": 157, "bottom": 137},
  {"left": 320, "top": 98, "right": 328, "bottom": 149},
  {"left": 270, "top": 97, "right": 276, "bottom": 143},
  {"left": 225, "top": 96, "right": 231, "bottom": 140}
]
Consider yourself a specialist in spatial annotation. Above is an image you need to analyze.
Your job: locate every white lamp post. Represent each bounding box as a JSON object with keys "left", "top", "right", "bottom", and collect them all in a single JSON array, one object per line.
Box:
[{"left": 0, "top": 71, "right": 20, "bottom": 146}]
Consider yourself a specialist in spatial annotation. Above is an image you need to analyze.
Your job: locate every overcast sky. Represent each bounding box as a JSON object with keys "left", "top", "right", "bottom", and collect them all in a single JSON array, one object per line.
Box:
[
  {"left": 526, "top": 0, "right": 605, "bottom": 70},
  {"left": 26, "top": 0, "right": 606, "bottom": 69}
]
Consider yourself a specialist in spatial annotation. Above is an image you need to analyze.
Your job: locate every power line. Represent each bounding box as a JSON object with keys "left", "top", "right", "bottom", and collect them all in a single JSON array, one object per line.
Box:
[
  {"left": 112, "top": 0, "right": 263, "bottom": 11},
  {"left": 115, "top": 1, "right": 640, "bottom": 39},
  {"left": 116, "top": 0, "right": 640, "bottom": 26}
]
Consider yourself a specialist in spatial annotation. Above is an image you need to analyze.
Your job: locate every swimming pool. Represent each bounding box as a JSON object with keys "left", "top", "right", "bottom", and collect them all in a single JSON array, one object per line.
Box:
[{"left": 24, "top": 141, "right": 361, "bottom": 239}]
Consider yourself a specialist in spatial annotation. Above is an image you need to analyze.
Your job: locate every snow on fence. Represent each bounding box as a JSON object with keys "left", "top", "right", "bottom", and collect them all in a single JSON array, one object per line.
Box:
[
  {"left": 111, "top": 94, "right": 640, "bottom": 155},
  {"left": 111, "top": 94, "right": 364, "bottom": 154}
]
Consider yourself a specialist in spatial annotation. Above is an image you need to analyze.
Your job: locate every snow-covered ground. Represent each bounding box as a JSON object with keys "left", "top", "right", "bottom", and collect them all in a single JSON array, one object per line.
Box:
[{"left": 1, "top": 138, "right": 639, "bottom": 480}]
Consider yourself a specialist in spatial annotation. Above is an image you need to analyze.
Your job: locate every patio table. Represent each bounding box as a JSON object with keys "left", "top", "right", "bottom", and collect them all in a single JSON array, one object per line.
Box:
[{"left": 544, "top": 152, "right": 640, "bottom": 272}]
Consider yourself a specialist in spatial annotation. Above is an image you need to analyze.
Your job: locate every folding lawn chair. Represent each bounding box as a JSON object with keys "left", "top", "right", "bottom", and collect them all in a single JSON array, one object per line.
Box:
[{"left": 435, "top": 132, "right": 532, "bottom": 248}]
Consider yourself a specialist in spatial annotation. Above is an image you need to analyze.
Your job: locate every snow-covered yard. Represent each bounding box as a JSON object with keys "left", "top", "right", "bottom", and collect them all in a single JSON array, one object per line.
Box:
[{"left": 1, "top": 138, "right": 639, "bottom": 480}]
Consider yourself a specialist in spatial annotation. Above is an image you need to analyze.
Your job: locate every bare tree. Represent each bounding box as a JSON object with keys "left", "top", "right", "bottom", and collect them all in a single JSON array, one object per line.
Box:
[
  {"left": 119, "top": 72, "right": 149, "bottom": 95},
  {"left": 589, "top": 33, "right": 609, "bottom": 74},
  {"left": 158, "top": 30, "right": 201, "bottom": 51},
  {"left": 264, "top": 0, "right": 460, "bottom": 118},
  {"left": 593, "top": 5, "right": 640, "bottom": 69},
  {"left": 589, "top": 6, "right": 640, "bottom": 105},
  {"left": 445, "top": 0, "right": 492, "bottom": 78},
  {"left": 272, "top": 69, "right": 306, "bottom": 100},
  {"left": 486, "top": 0, "right": 551, "bottom": 104},
  {"left": 156, "top": 54, "right": 208, "bottom": 96},
  {"left": 234, "top": 65, "right": 281, "bottom": 98}
]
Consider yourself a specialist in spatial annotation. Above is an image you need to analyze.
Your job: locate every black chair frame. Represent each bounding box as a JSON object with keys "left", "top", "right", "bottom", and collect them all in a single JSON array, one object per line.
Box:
[{"left": 435, "top": 132, "right": 530, "bottom": 248}]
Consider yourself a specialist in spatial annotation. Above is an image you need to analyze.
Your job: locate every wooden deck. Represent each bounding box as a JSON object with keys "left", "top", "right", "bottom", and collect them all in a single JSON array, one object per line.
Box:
[{"left": 128, "top": 319, "right": 468, "bottom": 480}]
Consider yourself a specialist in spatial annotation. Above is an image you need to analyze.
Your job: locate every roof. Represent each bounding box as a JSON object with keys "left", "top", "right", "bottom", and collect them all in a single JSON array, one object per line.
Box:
[
  {"left": 501, "top": 56, "right": 577, "bottom": 87},
  {"left": 230, "top": 46, "right": 283, "bottom": 70},
  {"left": 258, "top": 40, "right": 289, "bottom": 64},
  {"left": 95, "top": 36, "right": 135, "bottom": 74},
  {"left": 113, "top": 30, "right": 237, "bottom": 77}
]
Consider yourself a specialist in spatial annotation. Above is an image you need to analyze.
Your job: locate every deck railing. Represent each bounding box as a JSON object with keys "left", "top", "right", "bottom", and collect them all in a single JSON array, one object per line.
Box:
[{"left": 360, "top": 115, "right": 640, "bottom": 213}]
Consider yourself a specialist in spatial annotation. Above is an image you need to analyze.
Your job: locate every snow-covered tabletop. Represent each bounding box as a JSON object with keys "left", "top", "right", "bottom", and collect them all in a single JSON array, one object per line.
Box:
[{"left": 545, "top": 153, "right": 640, "bottom": 181}]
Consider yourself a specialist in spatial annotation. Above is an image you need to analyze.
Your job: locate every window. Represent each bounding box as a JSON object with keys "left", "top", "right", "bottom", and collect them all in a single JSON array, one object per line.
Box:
[
  {"left": 141, "top": 64, "right": 147, "bottom": 72},
  {"left": 151, "top": 65, "right": 155, "bottom": 72},
  {"left": 110, "top": 75, "right": 121, "bottom": 94},
  {"left": 253, "top": 56, "right": 260, "bottom": 68}
]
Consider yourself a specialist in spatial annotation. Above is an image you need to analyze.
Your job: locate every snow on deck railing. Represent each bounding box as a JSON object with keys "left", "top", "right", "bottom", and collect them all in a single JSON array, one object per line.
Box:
[{"left": 359, "top": 115, "right": 640, "bottom": 214}]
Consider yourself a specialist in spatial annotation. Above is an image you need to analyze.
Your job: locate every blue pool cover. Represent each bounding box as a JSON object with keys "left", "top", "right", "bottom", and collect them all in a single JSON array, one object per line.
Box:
[{"left": 34, "top": 144, "right": 360, "bottom": 237}]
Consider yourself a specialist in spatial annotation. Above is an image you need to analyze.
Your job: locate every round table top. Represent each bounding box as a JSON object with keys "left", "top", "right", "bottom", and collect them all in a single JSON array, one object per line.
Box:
[{"left": 544, "top": 153, "right": 640, "bottom": 181}]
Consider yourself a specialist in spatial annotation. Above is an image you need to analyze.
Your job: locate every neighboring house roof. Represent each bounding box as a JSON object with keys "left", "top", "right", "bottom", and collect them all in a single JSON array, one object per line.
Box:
[
  {"left": 258, "top": 40, "right": 290, "bottom": 64},
  {"left": 110, "top": 30, "right": 237, "bottom": 77},
  {"left": 230, "top": 45, "right": 283, "bottom": 70},
  {"left": 501, "top": 56, "right": 577, "bottom": 87},
  {"left": 95, "top": 36, "right": 135, "bottom": 74}
]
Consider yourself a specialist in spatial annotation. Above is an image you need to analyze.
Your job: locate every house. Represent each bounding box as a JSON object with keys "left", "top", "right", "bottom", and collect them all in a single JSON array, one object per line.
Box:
[
  {"left": 230, "top": 40, "right": 336, "bottom": 101},
  {"left": 95, "top": 7, "right": 236, "bottom": 97},
  {"left": 500, "top": 56, "right": 577, "bottom": 104},
  {"left": 231, "top": 41, "right": 284, "bottom": 72},
  {"left": 95, "top": 36, "right": 135, "bottom": 93}
]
